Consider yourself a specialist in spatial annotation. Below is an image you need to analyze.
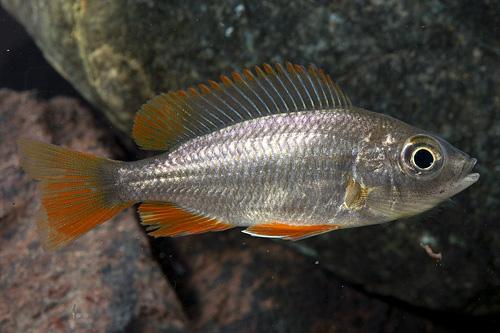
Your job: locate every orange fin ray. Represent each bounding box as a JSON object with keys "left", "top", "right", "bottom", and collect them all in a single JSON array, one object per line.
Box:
[
  {"left": 243, "top": 222, "right": 340, "bottom": 241},
  {"left": 132, "top": 62, "right": 352, "bottom": 151},
  {"left": 18, "top": 138, "right": 132, "bottom": 250},
  {"left": 138, "top": 202, "right": 233, "bottom": 237}
]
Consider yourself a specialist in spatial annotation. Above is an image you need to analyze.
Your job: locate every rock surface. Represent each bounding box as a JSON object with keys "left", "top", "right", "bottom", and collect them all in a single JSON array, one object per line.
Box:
[
  {"left": 0, "top": 88, "right": 468, "bottom": 332},
  {"left": 0, "top": 90, "right": 187, "bottom": 332},
  {"left": 1, "top": 0, "right": 499, "bottom": 315},
  {"left": 154, "top": 231, "right": 454, "bottom": 333}
]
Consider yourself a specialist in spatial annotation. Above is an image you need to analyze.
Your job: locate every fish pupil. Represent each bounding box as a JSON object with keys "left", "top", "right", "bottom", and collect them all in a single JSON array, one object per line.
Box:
[{"left": 413, "top": 148, "right": 434, "bottom": 169}]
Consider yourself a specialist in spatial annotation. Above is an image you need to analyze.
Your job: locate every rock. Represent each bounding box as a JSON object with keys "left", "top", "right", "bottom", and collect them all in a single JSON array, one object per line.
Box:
[
  {"left": 156, "top": 231, "right": 452, "bottom": 333},
  {"left": 0, "top": 89, "right": 187, "bottom": 332},
  {"left": 1, "top": 0, "right": 499, "bottom": 315}
]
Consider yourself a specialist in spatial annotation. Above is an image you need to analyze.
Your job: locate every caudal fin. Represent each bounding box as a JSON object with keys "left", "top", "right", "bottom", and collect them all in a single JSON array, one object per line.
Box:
[{"left": 18, "top": 138, "right": 132, "bottom": 250}]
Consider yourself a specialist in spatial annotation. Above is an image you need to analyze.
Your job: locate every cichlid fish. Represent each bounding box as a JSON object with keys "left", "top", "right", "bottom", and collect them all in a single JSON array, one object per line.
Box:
[{"left": 19, "top": 62, "right": 479, "bottom": 250}]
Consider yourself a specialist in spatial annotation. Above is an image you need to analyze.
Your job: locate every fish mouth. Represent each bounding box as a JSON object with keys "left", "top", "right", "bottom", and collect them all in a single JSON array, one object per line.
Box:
[
  {"left": 447, "top": 157, "right": 479, "bottom": 197},
  {"left": 461, "top": 158, "right": 479, "bottom": 184}
]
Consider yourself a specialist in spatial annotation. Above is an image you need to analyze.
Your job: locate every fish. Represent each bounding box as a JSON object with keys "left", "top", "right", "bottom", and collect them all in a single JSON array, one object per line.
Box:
[{"left": 18, "top": 62, "right": 479, "bottom": 250}]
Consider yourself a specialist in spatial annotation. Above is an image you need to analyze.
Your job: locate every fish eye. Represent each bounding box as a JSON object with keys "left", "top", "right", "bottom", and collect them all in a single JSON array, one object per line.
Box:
[
  {"left": 412, "top": 147, "right": 435, "bottom": 170},
  {"left": 400, "top": 135, "right": 444, "bottom": 179}
]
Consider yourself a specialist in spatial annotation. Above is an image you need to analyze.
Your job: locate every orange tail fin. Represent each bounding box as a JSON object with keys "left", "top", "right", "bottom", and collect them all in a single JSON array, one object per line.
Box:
[{"left": 18, "top": 138, "right": 132, "bottom": 250}]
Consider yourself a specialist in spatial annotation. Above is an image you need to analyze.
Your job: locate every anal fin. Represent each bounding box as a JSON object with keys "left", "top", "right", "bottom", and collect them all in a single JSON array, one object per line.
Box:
[
  {"left": 138, "top": 202, "right": 233, "bottom": 237},
  {"left": 243, "top": 222, "right": 340, "bottom": 241}
]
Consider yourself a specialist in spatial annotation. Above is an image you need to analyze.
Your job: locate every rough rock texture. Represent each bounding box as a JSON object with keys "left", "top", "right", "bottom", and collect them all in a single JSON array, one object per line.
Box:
[
  {"left": 0, "top": 90, "right": 187, "bottom": 332},
  {"left": 1, "top": 0, "right": 499, "bottom": 315},
  {"left": 154, "top": 231, "right": 455, "bottom": 333}
]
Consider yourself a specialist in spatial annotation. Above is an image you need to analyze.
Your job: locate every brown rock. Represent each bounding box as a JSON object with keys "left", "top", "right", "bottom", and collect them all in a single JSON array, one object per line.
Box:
[
  {"left": 0, "top": 89, "right": 187, "bottom": 332},
  {"left": 160, "top": 231, "right": 449, "bottom": 333}
]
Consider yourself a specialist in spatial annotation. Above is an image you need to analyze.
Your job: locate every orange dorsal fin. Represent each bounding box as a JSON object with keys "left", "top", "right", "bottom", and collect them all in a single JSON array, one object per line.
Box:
[
  {"left": 132, "top": 62, "right": 352, "bottom": 150},
  {"left": 243, "top": 222, "right": 340, "bottom": 241},
  {"left": 138, "top": 202, "right": 233, "bottom": 237}
]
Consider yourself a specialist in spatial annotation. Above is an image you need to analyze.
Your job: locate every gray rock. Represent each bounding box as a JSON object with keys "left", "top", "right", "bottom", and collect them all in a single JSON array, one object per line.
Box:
[
  {"left": 0, "top": 90, "right": 187, "bottom": 332},
  {"left": 160, "top": 231, "right": 451, "bottom": 333},
  {"left": 1, "top": 0, "right": 499, "bottom": 314}
]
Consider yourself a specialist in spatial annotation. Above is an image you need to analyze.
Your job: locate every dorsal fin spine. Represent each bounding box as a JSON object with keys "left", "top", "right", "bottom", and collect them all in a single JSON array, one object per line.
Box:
[
  {"left": 199, "top": 84, "right": 211, "bottom": 94},
  {"left": 176, "top": 94, "right": 212, "bottom": 138},
  {"left": 166, "top": 93, "right": 202, "bottom": 136},
  {"left": 208, "top": 80, "right": 221, "bottom": 89},
  {"left": 339, "top": 79, "right": 352, "bottom": 106},
  {"left": 281, "top": 63, "right": 303, "bottom": 110},
  {"left": 290, "top": 64, "right": 311, "bottom": 109},
  {"left": 263, "top": 63, "right": 273, "bottom": 74},
  {"left": 247, "top": 67, "right": 280, "bottom": 114},
  {"left": 179, "top": 91, "right": 222, "bottom": 131},
  {"left": 255, "top": 78, "right": 280, "bottom": 114},
  {"left": 298, "top": 64, "right": 320, "bottom": 108},
  {"left": 254, "top": 65, "right": 265, "bottom": 77},
  {"left": 336, "top": 83, "right": 348, "bottom": 107},
  {"left": 337, "top": 80, "right": 350, "bottom": 107},
  {"left": 319, "top": 70, "right": 336, "bottom": 107},
  {"left": 188, "top": 87, "right": 199, "bottom": 96},
  {"left": 218, "top": 86, "right": 248, "bottom": 120},
  {"left": 207, "top": 83, "right": 244, "bottom": 122},
  {"left": 234, "top": 71, "right": 270, "bottom": 116},
  {"left": 232, "top": 72, "right": 242, "bottom": 82},
  {"left": 271, "top": 64, "right": 294, "bottom": 111},
  {"left": 309, "top": 67, "right": 323, "bottom": 108},
  {"left": 165, "top": 94, "right": 199, "bottom": 138},
  {"left": 220, "top": 75, "right": 254, "bottom": 119},
  {"left": 220, "top": 75, "right": 232, "bottom": 86},
  {"left": 261, "top": 65, "right": 286, "bottom": 111},
  {"left": 195, "top": 83, "right": 236, "bottom": 123},
  {"left": 294, "top": 64, "right": 315, "bottom": 109},
  {"left": 141, "top": 103, "right": 179, "bottom": 143},
  {"left": 132, "top": 62, "right": 352, "bottom": 151},
  {"left": 186, "top": 86, "right": 230, "bottom": 126},
  {"left": 189, "top": 94, "right": 227, "bottom": 127},
  {"left": 229, "top": 72, "right": 263, "bottom": 117},
  {"left": 308, "top": 64, "right": 327, "bottom": 108},
  {"left": 257, "top": 65, "right": 289, "bottom": 112},
  {"left": 236, "top": 71, "right": 273, "bottom": 116},
  {"left": 242, "top": 69, "right": 254, "bottom": 80},
  {"left": 205, "top": 92, "right": 237, "bottom": 122},
  {"left": 283, "top": 63, "right": 307, "bottom": 110},
  {"left": 286, "top": 62, "right": 308, "bottom": 110},
  {"left": 325, "top": 75, "right": 341, "bottom": 107}
]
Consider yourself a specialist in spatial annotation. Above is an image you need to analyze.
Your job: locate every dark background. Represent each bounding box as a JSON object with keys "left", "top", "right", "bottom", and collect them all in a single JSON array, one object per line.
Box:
[{"left": 0, "top": 7, "right": 76, "bottom": 98}]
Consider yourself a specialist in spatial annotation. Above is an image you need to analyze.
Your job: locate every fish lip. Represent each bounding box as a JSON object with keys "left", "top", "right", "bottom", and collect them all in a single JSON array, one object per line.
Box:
[
  {"left": 461, "top": 158, "right": 479, "bottom": 183},
  {"left": 464, "top": 172, "right": 480, "bottom": 183}
]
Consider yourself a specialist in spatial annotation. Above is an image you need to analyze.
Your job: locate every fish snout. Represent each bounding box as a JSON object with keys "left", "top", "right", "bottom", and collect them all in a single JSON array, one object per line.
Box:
[{"left": 460, "top": 157, "right": 479, "bottom": 183}]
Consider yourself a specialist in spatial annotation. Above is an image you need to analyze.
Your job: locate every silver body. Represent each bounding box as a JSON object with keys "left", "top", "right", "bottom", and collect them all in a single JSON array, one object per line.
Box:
[
  {"left": 115, "top": 108, "right": 424, "bottom": 228},
  {"left": 19, "top": 62, "right": 479, "bottom": 249}
]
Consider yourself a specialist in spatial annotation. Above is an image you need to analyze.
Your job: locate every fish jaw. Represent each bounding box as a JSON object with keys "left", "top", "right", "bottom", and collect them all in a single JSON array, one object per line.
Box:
[{"left": 448, "top": 157, "right": 480, "bottom": 197}]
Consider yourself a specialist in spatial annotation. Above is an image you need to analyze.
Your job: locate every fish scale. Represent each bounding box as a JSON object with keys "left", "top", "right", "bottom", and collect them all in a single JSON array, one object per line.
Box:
[
  {"left": 116, "top": 111, "right": 356, "bottom": 226},
  {"left": 18, "top": 62, "right": 479, "bottom": 249}
]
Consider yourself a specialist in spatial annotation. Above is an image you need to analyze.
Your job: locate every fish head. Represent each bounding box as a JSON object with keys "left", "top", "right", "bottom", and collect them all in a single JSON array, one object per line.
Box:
[
  {"left": 361, "top": 128, "right": 479, "bottom": 221},
  {"left": 398, "top": 132, "right": 478, "bottom": 195}
]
